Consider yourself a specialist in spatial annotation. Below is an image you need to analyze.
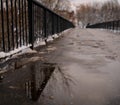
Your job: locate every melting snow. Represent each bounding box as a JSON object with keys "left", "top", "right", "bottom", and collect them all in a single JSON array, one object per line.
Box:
[{"left": 0, "top": 45, "right": 31, "bottom": 59}]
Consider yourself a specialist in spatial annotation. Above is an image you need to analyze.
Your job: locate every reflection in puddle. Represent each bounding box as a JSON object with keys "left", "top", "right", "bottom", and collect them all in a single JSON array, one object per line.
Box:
[
  {"left": 0, "top": 61, "right": 56, "bottom": 104},
  {"left": 25, "top": 63, "right": 75, "bottom": 102},
  {"left": 25, "top": 63, "right": 55, "bottom": 101},
  {"left": 0, "top": 61, "right": 75, "bottom": 105}
]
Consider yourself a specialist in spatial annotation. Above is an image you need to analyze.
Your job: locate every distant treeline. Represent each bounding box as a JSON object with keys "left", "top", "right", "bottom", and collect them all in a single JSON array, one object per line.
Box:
[{"left": 77, "top": 0, "right": 120, "bottom": 27}]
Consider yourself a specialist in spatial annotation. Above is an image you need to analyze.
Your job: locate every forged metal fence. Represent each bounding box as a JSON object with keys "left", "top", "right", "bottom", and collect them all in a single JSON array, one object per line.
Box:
[
  {"left": 0, "top": 0, "right": 29, "bottom": 52},
  {"left": 0, "top": 0, "right": 74, "bottom": 52},
  {"left": 86, "top": 20, "right": 120, "bottom": 31},
  {"left": 30, "top": 0, "right": 74, "bottom": 48}
]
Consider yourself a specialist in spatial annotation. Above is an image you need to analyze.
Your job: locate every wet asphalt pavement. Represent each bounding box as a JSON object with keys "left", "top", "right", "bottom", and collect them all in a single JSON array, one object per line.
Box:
[{"left": 0, "top": 27, "right": 120, "bottom": 105}]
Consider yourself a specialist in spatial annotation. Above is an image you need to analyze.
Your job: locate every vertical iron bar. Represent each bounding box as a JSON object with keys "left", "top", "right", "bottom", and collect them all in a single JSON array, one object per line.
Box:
[
  {"left": 22, "top": 0, "right": 25, "bottom": 45},
  {"left": 24, "top": 0, "right": 28, "bottom": 45},
  {"left": 44, "top": 9, "right": 46, "bottom": 38},
  {"left": 39, "top": 8, "right": 41, "bottom": 38},
  {"left": 56, "top": 15, "right": 58, "bottom": 33},
  {"left": 15, "top": 0, "right": 18, "bottom": 48},
  {"left": 57, "top": 16, "right": 59, "bottom": 34},
  {"left": 19, "top": 0, "right": 22, "bottom": 47},
  {"left": 52, "top": 13, "right": 54, "bottom": 35},
  {"left": 34, "top": 5, "right": 36, "bottom": 39},
  {"left": 10, "top": 0, "right": 15, "bottom": 50},
  {"left": 118, "top": 21, "right": 119, "bottom": 31},
  {"left": 116, "top": 21, "right": 118, "bottom": 31},
  {"left": 28, "top": 0, "right": 34, "bottom": 49},
  {"left": 37, "top": 6, "right": 39, "bottom": 38},
  {"left": 113, "top": 21, "right": 114, "bottom": 30},
  {"left": 1, "top": 0, "right": 5, "bottom": 51},
  {"left": 6, "top": 0, "right": 10, "bottom": 51}
]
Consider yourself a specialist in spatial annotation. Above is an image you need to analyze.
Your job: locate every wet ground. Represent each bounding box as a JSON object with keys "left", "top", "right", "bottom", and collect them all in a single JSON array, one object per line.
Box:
[{"left": 0, "top": 27, "right": 120, "bottom": 105}]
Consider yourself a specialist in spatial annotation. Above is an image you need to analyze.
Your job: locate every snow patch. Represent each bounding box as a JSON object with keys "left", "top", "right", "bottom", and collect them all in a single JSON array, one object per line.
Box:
[
  {"left": 0, "top": 45, "right": 31, "bottom": 59},
  {"left": 21, "top": 47, "right": 37, "bottom": 54},
  {"left": 34, "top": 39, "right": 46, "bottom": 47},
  {"left": 52, "top": 34, "right": 59, "bottom": 39},
  {"left": 47, "top": 36, "right": 54, "bottom": 42}
]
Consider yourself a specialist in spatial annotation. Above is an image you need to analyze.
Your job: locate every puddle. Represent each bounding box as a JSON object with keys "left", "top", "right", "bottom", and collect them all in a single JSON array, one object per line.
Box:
[
  {"left": 0, "top": 61, "right": 56, "bottom": 104},
  {"left": 0, "top": 59, "right": 75, "bottom": 105},
  {"left": 25, "top": 63, "right": 55, "bottom": 101},
  {"left": 0, "top": 52, "right": 76, "bottom": 105}
]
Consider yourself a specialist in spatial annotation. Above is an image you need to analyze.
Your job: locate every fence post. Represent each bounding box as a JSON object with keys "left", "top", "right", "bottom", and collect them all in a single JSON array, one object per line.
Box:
[
  {"left": 118, "top": 21, "right": 120, "bottom": 31},
  {"left": 28, "top": 0, "right": 34, "bottom": 49},
  {"left": 56, "top": 16, "right": 58, "bottom": 33},
  {"left": 44, "top": 9, "right": 47, "bottom": 38},
  {"left": 52, "top": 13, "right": 54, "bottom": 35},
  {"left": 113, "top": 21, "right": 114, "bottom": 30},
  {"left": 1, "top": 0, "right": 5, "bottom": 51}
]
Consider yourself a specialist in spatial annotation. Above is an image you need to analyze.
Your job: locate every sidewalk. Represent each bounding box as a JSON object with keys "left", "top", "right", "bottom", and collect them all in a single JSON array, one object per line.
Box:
[
  {"left": 39, "top": 27, "right": 120, "bottom": 105},
  {"left": 0, "top": 27, "right": 120, "bottom": 105}
]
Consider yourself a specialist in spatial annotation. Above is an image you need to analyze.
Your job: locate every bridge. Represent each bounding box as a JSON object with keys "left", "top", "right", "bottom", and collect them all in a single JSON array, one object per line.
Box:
[{"left": 0, "top": 0, "right": 120, "bottom": 105}]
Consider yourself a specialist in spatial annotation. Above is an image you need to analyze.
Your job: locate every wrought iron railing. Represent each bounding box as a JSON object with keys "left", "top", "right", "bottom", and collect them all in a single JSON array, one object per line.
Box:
[
  {"left": 0, "top": 0, "right": 74, "bottom": 52},
  {"left": 86, "top": 20, "right": 120, "bottom": 31}
]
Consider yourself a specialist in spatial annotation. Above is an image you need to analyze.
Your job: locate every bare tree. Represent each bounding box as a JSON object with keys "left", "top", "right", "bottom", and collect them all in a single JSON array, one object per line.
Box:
[
  {"left": 37, "top": 0, "right": 75, "bottom": 22},
  {"left": 37, "top": 0, "right": 59, "bottom": 10},
  {"left": 76, "top": 0, "right": 120, "bottom": 27}
]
